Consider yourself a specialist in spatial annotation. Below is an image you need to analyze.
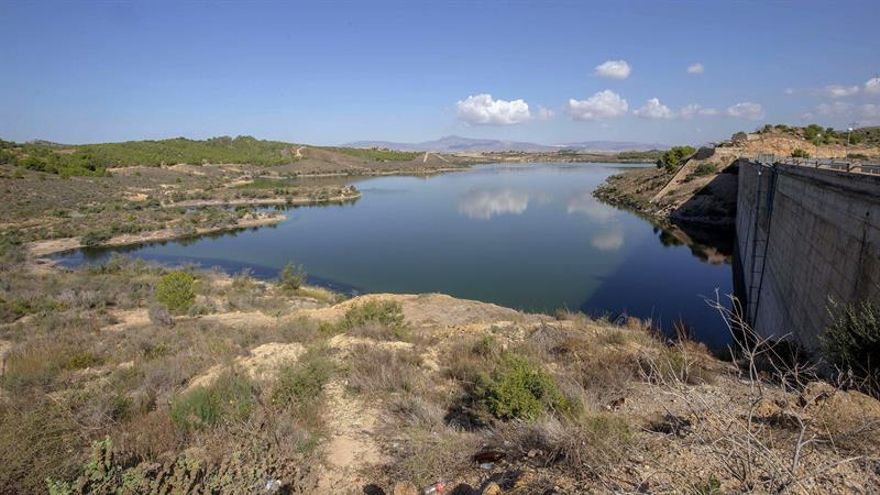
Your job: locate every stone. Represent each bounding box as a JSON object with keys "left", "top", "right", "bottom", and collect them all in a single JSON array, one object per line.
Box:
[{"left": 482, "top": 482, "right": 502, "bottom": 495}]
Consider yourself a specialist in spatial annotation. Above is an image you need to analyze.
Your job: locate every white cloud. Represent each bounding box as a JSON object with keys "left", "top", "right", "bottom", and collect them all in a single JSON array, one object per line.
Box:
[
  {"left": 680, "top": 104, "right": 701, "bottom": 119},
  {"left": 816, "top": 101, "right": 853, "bottom": 116},
  {"left": 866, "top": 77, "right": 880, "bottom": 95},
  {"left": 687, "top": 63, "right": 704, "bottom": 75},
  {"left": 726, "top": 102, "right": 765, "bottom": 120},
  {"left": 536, "top": 106, "right": 555, "bottom": 120},
  {"left": 784, "top": 88, "right": 795, "bottom": 95},
  {"left": 826, "top": 85, "right": 860, "bottom": 98},
  {"left": 458, "top": 188, "right": 530, "bottom": 220},
  {"left": 633, "top": 98, "right": 675, "bottom": 119},
  {"left": 595, "top": 60, "right": 631, "bottom": 80},
  {"left": 680, "top": 104, "right": 718, "bottom": 119},
  {"left": 456, "top": 94, "right": 531, "bottom": 125},
  {"left": 566, "top": 90, "right": 628, "bottom": 120}
]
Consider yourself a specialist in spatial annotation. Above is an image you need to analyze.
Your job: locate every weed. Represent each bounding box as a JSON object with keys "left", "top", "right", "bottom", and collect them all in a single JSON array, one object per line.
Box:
[
  {"left": 348, "top": 345, "right": 422, "bottom": 394},
  {"left": 148, "top": 304, "right": 174, "bottom": 327},
  {"left": 170, "top": 371, "right": 257, "bottom": 432},
  {"left": 278, "top": 261, "right": 307, "bottom": 291},
  {"left": 271, "top": 350, "right": 334, "bottom": 409}
]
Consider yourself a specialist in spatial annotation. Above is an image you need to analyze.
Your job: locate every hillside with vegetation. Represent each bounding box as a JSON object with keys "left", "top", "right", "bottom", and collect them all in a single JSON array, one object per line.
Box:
[
  {"left": 2, "top": 249, "right": 879, "bottom": 493},
  {"left": 0, "top": 136, "right": 302, "bottom": 177},
  {"left": 0, "top": 136, "right": 465, "bottom": 178}
]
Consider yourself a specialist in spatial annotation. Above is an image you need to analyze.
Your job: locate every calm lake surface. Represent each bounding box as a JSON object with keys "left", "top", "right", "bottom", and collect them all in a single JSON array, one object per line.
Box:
[{"left": 58, "top": 163, "right": 734, "bottom": 348}]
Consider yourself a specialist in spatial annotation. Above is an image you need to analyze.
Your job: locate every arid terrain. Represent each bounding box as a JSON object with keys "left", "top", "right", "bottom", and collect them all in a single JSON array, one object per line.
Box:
[{"left": 2, "top": 248, "right": 880, "bottom": 493}]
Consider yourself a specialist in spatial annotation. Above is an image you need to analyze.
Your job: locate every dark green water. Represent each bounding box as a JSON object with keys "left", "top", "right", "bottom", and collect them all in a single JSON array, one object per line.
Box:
[{"left": 58, "top": 163, "right": 734, "bottom": 347}]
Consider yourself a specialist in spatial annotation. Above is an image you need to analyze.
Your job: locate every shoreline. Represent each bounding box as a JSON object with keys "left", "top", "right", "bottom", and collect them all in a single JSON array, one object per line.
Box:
[
  {"left": 167, "top": 191, "right": 362, "bottom": 208},
  {"left": 27, "top": 214, "right": 286, "bottom": 258}
]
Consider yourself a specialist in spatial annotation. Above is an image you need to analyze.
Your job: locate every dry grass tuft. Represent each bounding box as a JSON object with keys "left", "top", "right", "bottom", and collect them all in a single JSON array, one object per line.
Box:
[{"left": 347, "top": 344, "right": 423, "bottom": 394}]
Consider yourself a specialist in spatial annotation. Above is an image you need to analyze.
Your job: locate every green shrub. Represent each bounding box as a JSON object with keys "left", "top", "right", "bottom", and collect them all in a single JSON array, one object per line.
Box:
[
  {"left": 822, "top": 300, "right": 880, "bottom": 386},
  {"left": 791, "top": 148, "right": 810, "bottom": 158},
  {"left": 483, "top": 354, "right": 572, "bottom": 420},
  {"left": 155, "top": 271, "right": 196, "bottom": 313},
  {"left": 690, "top": 162, "right": 717, "bottom": 177},
  {"left": 340, "top": 300, "right": 406, "bottom": 333},
  {"left": 170, "top": 372, "right": 256, "bottom": 431},
  {"left": 80, "top": 230, "right": 112, "bottom": 247},
  {"left": 278, "top": 261, "right": 307, "bottom": 291},
  {"left": 271, "top": 351, "right": 334, "bottom": 409},
  {"left": 656, "top": 145, "right": 696, "bottom": 172}
]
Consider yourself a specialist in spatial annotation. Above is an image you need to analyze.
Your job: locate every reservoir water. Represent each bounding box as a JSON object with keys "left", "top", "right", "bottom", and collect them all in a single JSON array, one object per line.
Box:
[{"left": 57, "top": 163, "right": 734, "bottom": 348}]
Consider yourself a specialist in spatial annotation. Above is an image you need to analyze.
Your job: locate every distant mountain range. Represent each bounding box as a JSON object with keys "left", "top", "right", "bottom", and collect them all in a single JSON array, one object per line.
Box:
[{"left": 343, "top": 135, "right": 667, "bottom": 153}]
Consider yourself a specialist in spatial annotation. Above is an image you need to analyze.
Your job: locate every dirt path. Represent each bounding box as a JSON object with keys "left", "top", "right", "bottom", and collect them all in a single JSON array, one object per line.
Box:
[
  {"left": 295, "top": 146, "right": 305, "bottom": 159},
  {"left": 317, "top": 380, "right": 387, "bottom": 493}
]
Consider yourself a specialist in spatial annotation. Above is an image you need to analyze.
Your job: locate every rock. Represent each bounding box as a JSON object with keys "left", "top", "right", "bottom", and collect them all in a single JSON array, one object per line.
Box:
[
  {"left": 799, "top": 381, "right": 835, "bottom": 406},
  {"left": 392, "top": 481, "right": 419, "bottom": 495},
  {"left": 753, "top": 397, "right": 783, "bottom": 420},
  {"left": 608, "top": 397, "right": 627, "bottom": 410},
  {"left": 472, "top": 449, "right": 505, "bottom": 464},
  {"left": 482, "top": 482, "right": 502, "bottom": 495}
]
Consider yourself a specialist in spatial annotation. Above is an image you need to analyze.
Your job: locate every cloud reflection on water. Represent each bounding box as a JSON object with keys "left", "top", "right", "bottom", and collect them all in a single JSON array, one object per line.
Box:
[
  {"left": 458, "top": 188, "right": 530, "bottom": 220},
  {"left": 566, "top": 191, "right": 618, "bottom": 223},
  {"left": 591, "top": 229, "right": 624, "bottom": 251},
  {"left": 567, "top": 190, "right": 625, "bottom": 251}
]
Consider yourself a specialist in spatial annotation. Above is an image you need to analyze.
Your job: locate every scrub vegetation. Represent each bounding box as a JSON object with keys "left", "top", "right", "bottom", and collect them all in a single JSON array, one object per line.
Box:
[{"left": 2, "top": 249, "right": 878, "bottom": 493}]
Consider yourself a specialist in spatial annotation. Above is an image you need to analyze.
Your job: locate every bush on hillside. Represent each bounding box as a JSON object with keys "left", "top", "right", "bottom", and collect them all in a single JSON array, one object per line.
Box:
[
  {"left": 340, "top": 300, "right": 406, "bottom": 332},
  {"left": 271, "top": 351, "right": 334, "bottom": 409},
  {"left": 791, "top": 148, "right": 810, "bottom": 159},
  {"left": 279, "top": 261, "right": 307, "bottom": 291},
  {"left": 822, "top": 300, "right": 880, "bottom": 389},
  {"left": 155, "top": 271, "right": 196, "bottom": 313},
  {"left": 482, "top": 353, "right": 573, "bottom": 420},
  {"left": 656, "top": 146, "right": 696, "bottom": 172},
  {"left": 170, "top": 372, "right": 256, "bottom": 431}
]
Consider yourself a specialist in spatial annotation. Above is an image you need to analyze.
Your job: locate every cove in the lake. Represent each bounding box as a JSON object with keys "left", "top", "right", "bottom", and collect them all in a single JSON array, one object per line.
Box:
[{"left": 56, "top": 163, "right": 734, "bottom": 348}]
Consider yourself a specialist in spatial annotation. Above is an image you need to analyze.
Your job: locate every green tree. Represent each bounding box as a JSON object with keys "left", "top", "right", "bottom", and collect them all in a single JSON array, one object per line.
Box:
[{"left": 656, "top": 145, "right": 696, "bottom": 172}]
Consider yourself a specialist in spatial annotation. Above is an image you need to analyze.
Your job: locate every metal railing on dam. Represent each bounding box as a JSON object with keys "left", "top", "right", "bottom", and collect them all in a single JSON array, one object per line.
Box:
[
  {"left": 754, "top": 154, "right": 880, "bottom": 176},
  {"left": 735, "top": 158, "right": 880, "bottom": 351}
]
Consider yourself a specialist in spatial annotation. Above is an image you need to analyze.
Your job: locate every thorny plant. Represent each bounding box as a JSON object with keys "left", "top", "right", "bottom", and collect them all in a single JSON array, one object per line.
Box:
[{"left": 633, "top": 292, "right": 878, "bottom": 494}]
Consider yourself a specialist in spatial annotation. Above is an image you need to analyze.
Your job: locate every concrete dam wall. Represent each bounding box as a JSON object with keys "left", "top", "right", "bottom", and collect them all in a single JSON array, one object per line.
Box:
[{"left": 736, "top": 160, "right": 880, "bottom": 350}]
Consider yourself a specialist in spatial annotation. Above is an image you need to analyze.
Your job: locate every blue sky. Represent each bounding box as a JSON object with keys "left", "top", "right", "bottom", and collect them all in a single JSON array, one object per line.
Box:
[{"left": 1, "top": 0, "right": 878, "bottom": 146}]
